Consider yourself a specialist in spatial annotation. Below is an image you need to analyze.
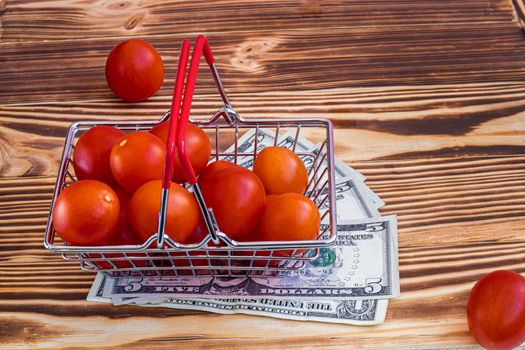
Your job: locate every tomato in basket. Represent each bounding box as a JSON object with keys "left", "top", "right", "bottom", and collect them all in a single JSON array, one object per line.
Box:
[
  {"left": 52, "top": 180, "right": 120, "bottom": 245},
  {"left": 253, "top": 146, "right": 308, "bottom": 195},
  {"left": 233, "top": 245, "right": 281, "bottom": 268},
  {"left": 170, "top": 219, "right": 217, "bottom": 274},
  {"left": 249, "top": 250, "right": 280, "bottom": 268},
  {"left": 197, "top": 160, "right": 240, "bottom": 185},
  {"left": 99, "top": 189, "right": 142, "bottom": 245},
  {"left": 467, "top": 270, "right": 525, "bottom": 350},
  {"left": 128, "top": 180, "right": 199, "bottom": 243},
  {"left": 200, "top": 166, "right": 266, "bottom": 241},
  {"left": 110, "top": 131, "right": 166, "bottom": 193},
  {"left": 105, "top": 39, "right": 164, "bottom": 102},
  {"left": 265, "top": 194, "right": 278, "bottom": 207},
  {"left": 89, "top": 189, "right": 147, "bottom": 269},
  {"left": 72, "top": 126, "right": 125, "bottom": 187},
  {"left": 183, "top": 217, "right": 209, "bottom": 244},
  {"left": 259, "top": 193, "right": 320, "bottom": 256},
  {"left": 150, "top": 121, "right": 211, "bottom": 183}
]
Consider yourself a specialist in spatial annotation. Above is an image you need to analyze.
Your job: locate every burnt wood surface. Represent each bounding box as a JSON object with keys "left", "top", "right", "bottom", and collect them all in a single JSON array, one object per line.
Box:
[{"left": 1, "top": 0, "right": 525, "bottom": 348}]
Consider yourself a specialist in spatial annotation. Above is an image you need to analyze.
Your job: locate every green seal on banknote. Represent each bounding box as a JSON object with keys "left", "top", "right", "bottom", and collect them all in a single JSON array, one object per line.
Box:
[{"left": 309, "top": 248, "right": 336, "bottom": 267}]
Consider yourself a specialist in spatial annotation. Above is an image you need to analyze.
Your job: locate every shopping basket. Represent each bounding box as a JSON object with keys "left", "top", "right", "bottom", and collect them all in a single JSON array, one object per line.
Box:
[{"left": 44, "top": 36, "right": 337, "bottom": 277}]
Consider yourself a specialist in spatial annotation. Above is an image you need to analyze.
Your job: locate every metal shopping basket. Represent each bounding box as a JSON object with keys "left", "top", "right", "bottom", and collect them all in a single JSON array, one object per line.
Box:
[{"left": 44, "top": 36, "right": 337, "bottom": 277}]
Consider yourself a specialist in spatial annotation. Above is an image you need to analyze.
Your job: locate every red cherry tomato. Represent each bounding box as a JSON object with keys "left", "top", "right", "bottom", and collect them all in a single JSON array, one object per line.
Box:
[
  {"left": 150, "top": 121, "right": 211, "bottom": 183},
  {"left": 171, "top": 218, "right": 218, "bottom": 274},
  {"left": 259, "top": 193, "right": 320, "bottom": 257},
  {"left": 467, "top": 270, "right": 525, "bottom": 350},
  {"left": 200, "top": 167, "right": 266, "bottom": 240},
  {"left": 89, "top": 251, "right": 148, "bottom": 271},
  {"left": 253, "top": 146, "right": 308, "bottom": 195},
  {"left": 105, "top": 39, "right": 164, "bottom": 102},
  {"left": 52, "top": 180, "right": 120, "bottom": 245},
  {"left": 198, "top": 160, "right": 240, "bottom": 186},
  {"left": 110, "top": 131, "right": 166, "bottom": 192},
  {"left": 234, "top": 231, "right": 280, "bottom": 268},
  {"left": 98, "top": 189, "right": 142, "bottom": 245},
  {"left": 248, "top": 251, "right": 280, "bottom": 268},
  {"left": 265, "top": 194, "right": 278, "bottom": 207},
  {"left": 183, "top": 217, "right": 209, "bottom": 244},
  {"left": 128, "top": 180, "right": 199, "bottom": 243},
  {"left": 72, "top": 126, "right": 125, "bottom": 187},
  {"left": 90, "top": 189, "right": 147, "bottom": 269}
]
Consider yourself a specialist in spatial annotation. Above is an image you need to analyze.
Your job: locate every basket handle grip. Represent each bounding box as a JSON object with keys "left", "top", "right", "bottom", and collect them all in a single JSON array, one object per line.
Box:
[
  {"left": 162, "top": 40, "right": 191, "bottom": 190},
  {"left": 158, "top": 36, "right": 220, "bottom": 247},
  {"left": 164, "top": 35, "right": 215, "bottom": 186},
  {"left": 176, "top": 35, "right": 215, "bottom": 185}
]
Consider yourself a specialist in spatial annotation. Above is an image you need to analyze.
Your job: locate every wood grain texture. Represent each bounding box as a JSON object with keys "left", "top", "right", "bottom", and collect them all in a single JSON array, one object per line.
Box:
[
  {"left": 2, "top": 23, "right": 525, "bottom": 105},
  {"left": 0, "top": 0, "right": 515, "bottom": 43},
  {"left": 2, "top": 0, "right": 525, "bottom": 348},
  {"left": 1, "top": 152, "right": 524, "bottom": 348},
  {"left": 2, "top": 82, "right": 525, "bottom": 177}
]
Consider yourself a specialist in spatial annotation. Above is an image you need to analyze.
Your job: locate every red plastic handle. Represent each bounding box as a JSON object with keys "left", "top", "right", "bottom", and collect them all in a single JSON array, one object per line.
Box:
[
  {"left": 162, "top": 40, "right": 190, "bottom": 189},
  {"left": 177, "top": 35, "right": 216, "bottom": 185}
]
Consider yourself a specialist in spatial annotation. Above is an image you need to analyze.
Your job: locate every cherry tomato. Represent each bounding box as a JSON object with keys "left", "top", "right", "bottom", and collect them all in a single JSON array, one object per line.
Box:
[
  {"left": 89, "top": 251, "right": 148, "bottom": 270},
  {"left": 200, "top": 167, "right": 266, "bottom": 240},
  {"left": 128, "top": 180, "right": 199, "bottom": 243},
  {"left": 110, "top": 131, "right": 165, "bottom": 193},
  {"left": 150, "top": 121, "right": 211, "bottom": 183},
  {"left": 198, "top": 160, "right": 240, "bottom": 186},
  {"left": 265, "top": 194, "right": 278, "bottom": 207},
  {"left": 167, "top": 219, "right": 210, "bottom": 273},
  {"left": 98, "top": 189, "right": 142, "bottom": 245},
  {"left": 105, "top": 39, "right": 164, "bottom": 102},
  {"left": 234, "top": 231, "right": 280, "bottom": 268},
  {"left": 253, "top": 146, "right": 308, "bottom": 195},
  {"left": 467, "top": 270, "right": 525, "bottom": 350},
  {"left": 247, "top": 251, "right": 280, "bottom": 268},
  {"left": 72, "top": 126, "right": 125, "bottom": 187},
  {"left": 182, "top": 217, "right": 225, "bottom": 273},
  {"left": 172, "top": 250, "right": 211, "bottom": 274},
  {"left": 90, "top": 189, "right": 147, "bottom": 269},
  {"left": 52, "top": 180, "right": 120, "bottom": 245},
  {"left": 259, "top": 193, "right": 320, "bottom": 256},
  {"left": 183, "top": 217, "right": 209, "bottom": 244}
]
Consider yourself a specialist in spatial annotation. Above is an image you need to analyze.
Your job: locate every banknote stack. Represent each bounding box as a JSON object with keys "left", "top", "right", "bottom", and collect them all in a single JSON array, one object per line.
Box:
[{"left": 88, "top": 128, "right": 400, "bottom": 326}]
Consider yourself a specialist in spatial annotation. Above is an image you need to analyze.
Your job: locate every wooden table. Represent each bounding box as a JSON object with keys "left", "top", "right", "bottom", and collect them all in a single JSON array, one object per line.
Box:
[{"left": 1, "top": 1, "right": 525, "bottom": 348}]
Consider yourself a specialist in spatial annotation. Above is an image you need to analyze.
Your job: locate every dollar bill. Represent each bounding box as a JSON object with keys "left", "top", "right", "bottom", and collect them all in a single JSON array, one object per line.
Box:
[
  {"left": 223, "top": 128, "right": 363, "bottom": 179},
  {"left": 92, "top": 176, "right": 383, "bottom": 302},
  {"left": 88, "top": 273, "right": 110, "bottom": 303},
  {"left": 228, "top": 135, "right": 381, "bottom": 222},
  {"left": 143, "top": 297, "right": 388, "bottom": 326},
  {"left": 323, "top": 176, "right": 379, "bottom": 220},
  {"left": 309, "top": 141, "right": 365, "bottom": 183},
  {"left": 222, "top": 128, "right": 384, "bottom": 209},
  {"left": 88, "top": 274, "right": 388, "bottom": 325},
  {"left": 222, "top": 128, "right": 317, "bottom": 170},
  {"left": 309, "top": 142, "right": 384, "bottom": 209},
  {"left": 86, "top": 128, "right": 395, "bottom": 325},
  {"left": 102, "top": 216, "right": 399, "bottom": 301},
  {"left": 156, "top": 298, "right": 388, "bottom": 325}
]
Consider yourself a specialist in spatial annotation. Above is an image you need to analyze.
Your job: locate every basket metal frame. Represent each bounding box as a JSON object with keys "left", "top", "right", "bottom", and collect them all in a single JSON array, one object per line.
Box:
[{"left": 43, "top": 43, "right": 337, "bottom": 277}]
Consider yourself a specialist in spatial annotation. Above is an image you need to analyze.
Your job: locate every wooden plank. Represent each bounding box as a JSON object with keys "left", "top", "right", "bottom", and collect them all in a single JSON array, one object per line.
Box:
[
  {"left": 0, "top": 0, "right": 515, "bottom": 43},
  {"left": 0, "top": 170, "right": 524, "bottom": 348},
  {"left": 1, "top": 81, "right": 525, "bottom": 177},
  {"left": 2, "top": 23, "right": 525, "bottom": 105}
]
